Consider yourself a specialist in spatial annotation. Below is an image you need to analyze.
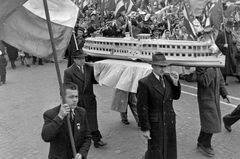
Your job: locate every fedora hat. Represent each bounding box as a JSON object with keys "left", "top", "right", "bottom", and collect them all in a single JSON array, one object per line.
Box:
[
  {"left": 148, "top": 52, "right": 171, "bottom": 66},
  {"left": 225, "top": 21, "right": 233, "bottom": 28},
  {"left": 71, "top": 49, "right": 87, "bottom": 58},
  {"left": 152, "top": 26, "right": 161, "bottom": 32}
]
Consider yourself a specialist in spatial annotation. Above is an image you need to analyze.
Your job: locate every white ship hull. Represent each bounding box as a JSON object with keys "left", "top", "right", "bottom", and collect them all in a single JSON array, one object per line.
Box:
[{"left": 83, "top": 36, "right": 225, "bottom": 67}]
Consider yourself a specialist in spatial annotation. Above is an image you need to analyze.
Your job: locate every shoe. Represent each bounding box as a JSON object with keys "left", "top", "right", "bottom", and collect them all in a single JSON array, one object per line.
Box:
[
  {"left": 223, "top": 117, "right": 232, "bottom": 132},
  {"left": 39, "top": 63, "right": 44, "bottom": 65},
  {"left": 94, "top": 140, "right": 107, "bottom": 148},
  {"left": 137, "top": 122, "right": 141, "bottom": 128},
  {"left": 122, "top": 120, "right": 130, "bottom": 125},
  {"left": 225, "top": 83, "right": 228, "bottom": 86},
  {"left": 197, "top": 143, "right": 215, "bottom": 157},
  {"left": 26, "top": 64, "right": 30, "bottom": 67}
]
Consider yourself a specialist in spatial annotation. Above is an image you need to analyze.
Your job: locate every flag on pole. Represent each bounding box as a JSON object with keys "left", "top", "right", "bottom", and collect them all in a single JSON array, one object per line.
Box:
[
  {"left": 209, "top": 0, "right": 223, "bottom": 30},
  {"left": 182, "top": 1, "right": 197, "bottom": 40},
  {"left": 189, "top": 0, "right": 209, "bottom": 16},
  {"left": 105, "top": 0, "right": 116, "bottom": 11},
  {"left": 125, "top": 0, "right": 135, "bottom": 14},
  {"left": 115, "top": 0, "right": 125, "bottom": 15},
  {"left": 0, "top": 0, "right": 79, "bottom": 60}
]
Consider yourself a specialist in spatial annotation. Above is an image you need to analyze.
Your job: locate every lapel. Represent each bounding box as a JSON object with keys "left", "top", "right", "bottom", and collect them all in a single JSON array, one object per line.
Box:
[
  {"left": 72, "top": 63, "right": 84, "bottom": 81},
  {"left": 163, "top": 75, "right": 171, "bottom": 102},
  {"left": 150, "top": 73, "right": 165, "bottom": 96},
  {"left": 73, "top": 108, "right": 82, "bottom": 143},
  {"left": 83, "top": 64, "right": 90, "bottom": 92}
]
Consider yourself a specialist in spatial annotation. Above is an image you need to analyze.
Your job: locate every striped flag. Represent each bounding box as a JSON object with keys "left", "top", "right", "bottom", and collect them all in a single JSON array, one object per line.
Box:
[
  {"left": 125, "top": 0, "right": 135, "bottom": 14},
  {"left": 0, "top": 0, "right": 79, "bottom": 60},
  {"left": 115, "top": 0, "right": 125, "bottom": 15},
  {"left": 106, "top": 0, "right": 116, "bottom": 11},
  {"left": 182, "top": 1, "right": 197, "bottom": 40}
]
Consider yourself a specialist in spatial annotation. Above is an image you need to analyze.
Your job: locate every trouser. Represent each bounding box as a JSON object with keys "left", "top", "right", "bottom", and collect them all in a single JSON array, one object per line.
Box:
[
  {"left": 32, "top": 56, "right": 43, "bottom": 64},
  {"left": 91, "top": 130, "right": 102, "bottom": 142},
  {"left": 0, "top": 74, "right": 6, "bottom": 83},
  {"left": 120, "top": 92, "right": 139, "bottom": 123},
  {"left": 223, "top": 104, "right": 240, "bottom": 126},
  {"left": 197, "top": 130, "right": 213, "bottom": 148}
]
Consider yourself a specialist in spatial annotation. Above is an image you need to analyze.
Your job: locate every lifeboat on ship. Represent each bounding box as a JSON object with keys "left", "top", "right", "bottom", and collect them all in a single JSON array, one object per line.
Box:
[{"left": 83, "top": 33, "right": 225, "bottom": 67}]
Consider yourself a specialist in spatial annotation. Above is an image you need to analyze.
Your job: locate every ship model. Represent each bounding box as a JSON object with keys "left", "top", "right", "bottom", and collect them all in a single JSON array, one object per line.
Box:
[{"left": 83, "top": 34, "right": 225, "bottom": 67}]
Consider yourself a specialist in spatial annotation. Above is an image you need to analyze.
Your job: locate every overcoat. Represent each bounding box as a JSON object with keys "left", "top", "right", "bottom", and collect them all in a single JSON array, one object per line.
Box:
[
  {"left": 64, "top": 63, "right": 99, "bottom": 134},
  {"left": 0, "top": 56, "right": 7, "bottom": 76},
  {"left": 41, "top": 105, "right": 92, "bottom": 159},
  {"left": 137, "top": 72, "right": 181, "bottom": 159},
  {"left": 215, "top": 30, "right": 236, "bottom": 76},
  {"left": 196, "top": 67, "right": 228, "bottom": 133}
]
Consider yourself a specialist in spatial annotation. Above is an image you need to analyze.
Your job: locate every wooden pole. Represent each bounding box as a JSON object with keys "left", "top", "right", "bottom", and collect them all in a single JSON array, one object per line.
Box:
[{"left": 42, "top": 0, "right": 77, "bottom": 157}]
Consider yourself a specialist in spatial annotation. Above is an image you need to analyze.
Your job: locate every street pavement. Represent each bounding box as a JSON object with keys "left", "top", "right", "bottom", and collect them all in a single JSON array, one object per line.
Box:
[{"left": 0, "top": 59, "right": 240, "bottom": 159}]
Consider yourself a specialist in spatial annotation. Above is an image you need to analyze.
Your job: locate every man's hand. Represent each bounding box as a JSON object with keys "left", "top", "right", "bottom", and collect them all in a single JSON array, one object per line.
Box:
[
  {"left": 170, "top": 71, "right": 179, "bottom": 86},
  {"left": 58, "top": 104, "right": 70, "bottom": 119},
  {"left": 224, "top": 44, "right": 228, "bottom": 48},
  {"left": 74, "top": 153, "right": 82, "bottom": 159},
  {"left": 143, "top": 130, "right": 151, "bottom": 140}
]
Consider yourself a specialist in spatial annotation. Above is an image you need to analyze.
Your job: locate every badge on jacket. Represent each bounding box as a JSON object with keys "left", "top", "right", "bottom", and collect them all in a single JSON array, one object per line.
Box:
[{"left": 77, "top": 123, "right": 80, "bottom": 130}]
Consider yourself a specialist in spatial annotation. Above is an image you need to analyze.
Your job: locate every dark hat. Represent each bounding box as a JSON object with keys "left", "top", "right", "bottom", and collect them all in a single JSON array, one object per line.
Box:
[
  {"left": 71, "top": 50, "right": 87, "bottom": 58},
  {"left": 148, "top": 52, "right": 171, "bottom": 66},
  {"left": 152, "top": 26, "right": 161, "bottom": 32},
  {"left": 78, "top": 27, "right": 85, "bottom": 33},
  {"left": 225, "top": 21, "right": 233, "bottom": 28},
  {"left": 234, "top": 21, "right": 240, "bottom": 27}
]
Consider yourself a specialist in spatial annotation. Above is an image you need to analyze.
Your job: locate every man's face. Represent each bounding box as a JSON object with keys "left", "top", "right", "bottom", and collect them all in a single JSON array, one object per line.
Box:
[
  {"left": 226, "top": 26, "right": 233, "bottom": 32},
  {"left": 65, "top": 89, "right": 78, "bottom": 109},
  {"left": 152, "top": 65, "right": 167, "bottom": 75},
  {"left": 165, "top": 31, "right": 170, "bottom": 37},
  {"left": 77, "top": 30, "right": 84, "bottom": 37},
  {"left": 73, "top": 57, "right": 85, "bottom": 66}
]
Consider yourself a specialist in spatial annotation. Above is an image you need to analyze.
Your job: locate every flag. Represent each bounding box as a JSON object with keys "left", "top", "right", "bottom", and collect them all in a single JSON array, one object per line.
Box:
[
  {"left": 209, "top": 0, "right": 223, "bottom": 30},
  {"left": 0, "top": 0, "right": 79, "bottom": 60},
  {"left": 182, "top": 2, "right": 197, "bottom": 40},
  {"left": 125, "top": 0, "right": 136, "bottom": 14},
  {"left": 115, "top": 0, "right": 125, "bottom": 15},
  {"left": 189, "top": 0, "right": 209, "bottom": 16},
  {"left": 106, "top": 0, "right": 116, "bottom": 11}
]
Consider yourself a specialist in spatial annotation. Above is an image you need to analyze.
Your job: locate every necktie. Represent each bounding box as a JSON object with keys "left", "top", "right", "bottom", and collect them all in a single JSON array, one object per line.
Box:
[
  {"left": 81, "top": 66, "right": 84, "bottom": 74},
  {"left": 70, "top": 109, "right": 75, "bottom": 133},
  {"left": 159, "top": 76, "right": 165, "bottom": 88}
]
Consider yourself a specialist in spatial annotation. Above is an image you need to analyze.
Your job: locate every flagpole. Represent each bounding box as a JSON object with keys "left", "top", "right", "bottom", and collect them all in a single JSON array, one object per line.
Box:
[{"left": 42, "top": 0, "right": 77, "bottom": 157}]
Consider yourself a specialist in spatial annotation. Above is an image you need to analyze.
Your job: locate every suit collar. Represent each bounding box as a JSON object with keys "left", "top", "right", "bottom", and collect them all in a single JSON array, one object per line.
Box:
[{"left": 72, "top": 63, "right": 84, "bottom": 81}]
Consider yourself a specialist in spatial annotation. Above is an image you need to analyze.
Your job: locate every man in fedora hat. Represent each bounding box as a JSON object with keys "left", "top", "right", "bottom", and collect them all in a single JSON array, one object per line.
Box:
[
  {"left": 64, "top": 50, "right": 107, "bottom": 148},
  {"left": 215, "top": 20, "right": 236, "bottom": 85},
  {"left": 137, "top": 52, "right": 181, "bottom": 159}
]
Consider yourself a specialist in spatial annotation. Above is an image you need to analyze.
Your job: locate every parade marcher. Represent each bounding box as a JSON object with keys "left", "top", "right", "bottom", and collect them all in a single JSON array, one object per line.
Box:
[
  {"left": 137, "top": 53, "right": 181, "bottom": 159},
  {"left": 196, "top": 67, "right": 229, "bottom": 157},
  {"left": 120, "top": 92, "right": 139, "bottom": 127},
  {"left": 41, "top": 82, "right": 92, "bottom": 159},
  {"left": 130, "top": 20, "right": 141, "bottom": 38},
  {"left": 141, "top": 20, "right": 151, "bottom": 34},
  {"left": 215, "top": 21, "right": 236, "bottom": 85},
  {"left": 151, "top": 26, "right": 161, "bottom": 39},
  {"left": 64, "top": 50, "right": 107, "bottom": 148},
  {"left": 87, "top": 20, "right": 97, "bottom": 37},
  {"left": 232, "top": 21, "right": 240, "bottom": 82},
  {"left": 0, "top": 51, "right": 7, "bottom": 85},
  {"left": 223, "top": 103, "right": 240, "bottom": 132},
  {"left": 19, "top": 50, "right": 30, "bottom": 67},
  {"left": 162, "top": 29, "right": 173, "bottom": 40},
  {"left": 2, "top": 41, "right": 18, "bottom": 69},
  {"left": 32, "top": 56, "right": 44, "bottom": 65}
]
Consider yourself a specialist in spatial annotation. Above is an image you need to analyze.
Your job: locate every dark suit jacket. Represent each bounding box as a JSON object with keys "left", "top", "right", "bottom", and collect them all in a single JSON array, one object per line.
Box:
[
  {"left": 41, "top": 105, "right": 92, "bottom": 159},
  {"left": 64, "top": 63, "right": 99, "bottom": 134},
  {"left": 137, "top": 72, "right": 181, "bottom": 159}
]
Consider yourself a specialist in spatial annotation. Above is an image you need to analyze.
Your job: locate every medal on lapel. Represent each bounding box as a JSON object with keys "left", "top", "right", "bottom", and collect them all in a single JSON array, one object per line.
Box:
[{"left": 77, "top": 123, "right": 80, "bottom": 130}]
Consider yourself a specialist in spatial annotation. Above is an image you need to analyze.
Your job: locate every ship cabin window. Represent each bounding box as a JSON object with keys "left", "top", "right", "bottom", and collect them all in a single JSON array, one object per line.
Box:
[
  {"left": 183, "top": 46, "right": 186, "bottom": 49},
  {"left": 153, "top": 44, "right": 157, "bottom": 48},
  {"left": 94, "top": 41, "right": 96, "bottom": 44},
  {"left": 167, "top": 45, "right": 170, "bottom": 48},
  {"left": 177, "top": 46, "right": 180, "bottom": 49},
  {"left": 120, "top": 43, "right": 122, "bottom": 46},
  {"left": 149, "top": 52, "right": 151, "bottom": 55},
  {"left": 170, "top": 53, "right": 174, "bottom": 56},
  {"left": 201, "top": 53, "right": 205, "bottom": 56},
  {"left": 172, "top": 45, "right": 175, "bottom": 49},
  {"left": 134, "top": 44, "right": 136, "bottom": 47},
  {"left": 106, "top": 42, "right": 109, "bottom": 45},
  {"left": 97, "top": 48, "right": 99, "bottom": 50},
  {"left": 125, "top": 43, "right": 128, "bottom": 46},
  {"left": 102, "top": 42, "right": 105, "bottom": 45},
  {"left": 176, "top": 53, "right": 180, "bottom": 56},
  {"left": 143, "top": 44, "right": 146, "bottom": 47},
  {"left": 197, "top": 46, "right": 201, "bottom": 50},
  {"left": 115, "top": 43, "right": 119, "bottom": 46},
  {"left": 148, "top": 44, "right": 151, "bottom": 47},
  {"left": 165, "top": 53, "right": 168, "bottom": 56},
  {"left": 182, "top": 54, "right": 186, "bottom": 57},
  {"left": 145, "top": 52, "right": 147, "bottom": 55},
  {"left": 194, "top": 53, "right": 197, "bottom": 57},
  {"left": 189, "top": 46, "right": 192, "bottom": 49},
  {"left": 129, "top": 44, "right": 132, "bottom": 46},
  {"left": 159, "top": 45, "right": 162, "bottom": 48},
  {"left": 163, "top": 45, "right": 166, "bottom": 48},
  {"left": 193, "top": 46, "right": 196, "bottom": 50},
  {"left": 198, "top": 53, "right": 201, "bottom": 57},
  {"left": 100, "top": 42, "right": 102, "bottom": 44},
  {"left": 103, "top": 48, "right": 105, "bottom": 51},
  {"left": 188, "top": 54, "right": 192, "bottom": 57},
  {"left": 202, "top": 46, "right": 206, "bottom": 50}
]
